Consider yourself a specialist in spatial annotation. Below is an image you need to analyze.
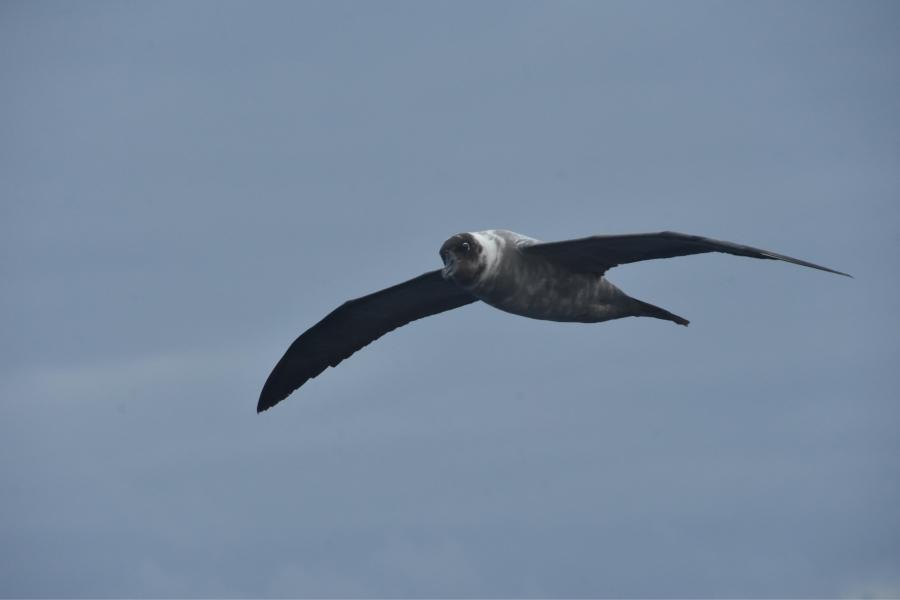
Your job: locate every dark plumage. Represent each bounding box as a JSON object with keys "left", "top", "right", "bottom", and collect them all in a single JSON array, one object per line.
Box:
[
  {"left": 258, "top": 229, "right": 849, "bottom": 412},
  {"left": 257, "top": 271, "right": 476, "bottom": 413}
]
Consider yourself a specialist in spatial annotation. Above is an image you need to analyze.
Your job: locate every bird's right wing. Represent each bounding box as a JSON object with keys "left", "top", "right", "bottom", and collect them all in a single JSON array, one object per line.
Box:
[{"left": 258, "top": 269, "right": 478, "bottom": 412}]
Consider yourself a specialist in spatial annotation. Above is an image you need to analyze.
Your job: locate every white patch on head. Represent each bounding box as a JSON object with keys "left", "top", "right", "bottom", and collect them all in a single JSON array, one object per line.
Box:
[{"left": 470, "top": 230, "right": 505, "bottom": 282}]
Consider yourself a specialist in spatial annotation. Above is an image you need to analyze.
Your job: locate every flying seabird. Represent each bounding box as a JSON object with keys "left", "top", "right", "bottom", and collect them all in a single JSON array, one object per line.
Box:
[{"left": 258, "top": 229, "right": 849, "bottom": 412}]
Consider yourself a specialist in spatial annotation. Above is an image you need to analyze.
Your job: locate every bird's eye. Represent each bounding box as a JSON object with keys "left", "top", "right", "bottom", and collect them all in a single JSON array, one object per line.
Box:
[{"left": 460, "top": 242, "right": 471, "bottom": 253}]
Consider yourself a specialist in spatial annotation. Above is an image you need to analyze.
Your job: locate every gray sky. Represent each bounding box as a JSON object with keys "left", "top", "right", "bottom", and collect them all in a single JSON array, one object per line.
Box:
[{"left": 2, "top": 1, "right": 898, "bottom": 597}]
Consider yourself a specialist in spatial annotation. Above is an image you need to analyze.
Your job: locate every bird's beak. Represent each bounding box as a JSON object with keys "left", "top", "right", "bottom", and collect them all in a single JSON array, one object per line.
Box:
[{"left": 440, "top": 251, "right": 456, "bottom": 280}]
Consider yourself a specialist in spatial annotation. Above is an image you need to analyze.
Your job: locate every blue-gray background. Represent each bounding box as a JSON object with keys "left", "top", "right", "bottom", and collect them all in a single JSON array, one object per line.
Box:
[{"left": 2, "top": 1, "right": 898, "bottom": 597}]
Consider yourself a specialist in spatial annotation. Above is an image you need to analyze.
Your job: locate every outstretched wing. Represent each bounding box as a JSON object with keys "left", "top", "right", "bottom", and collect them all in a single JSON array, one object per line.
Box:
[
  {"left": 522, "top": 231, "right": 851, "bottom": 277},
  {"left": 258, "top": 270, "right": 478, "bottom": 412}
]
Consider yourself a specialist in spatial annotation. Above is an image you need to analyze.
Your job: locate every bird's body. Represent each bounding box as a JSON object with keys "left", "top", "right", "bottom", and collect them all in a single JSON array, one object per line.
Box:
[
  {"left": 258, "top": 228, "right": 849, "bottom": 412},
  {"left": 448, "top": 229, "right": 648, "bottom": 324}
]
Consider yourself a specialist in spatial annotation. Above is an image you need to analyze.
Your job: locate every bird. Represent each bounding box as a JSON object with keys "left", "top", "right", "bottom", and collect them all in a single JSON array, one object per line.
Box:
[{"left": 258, "top": 229, "right": 849, "bottom": 412}]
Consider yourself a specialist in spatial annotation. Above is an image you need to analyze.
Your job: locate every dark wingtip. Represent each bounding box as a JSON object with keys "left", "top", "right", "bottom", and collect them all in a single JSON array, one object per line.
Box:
[
  {"left": 256, "top": 386, "right": 285, "bottom": 414},
  {"left": 816, "top": 264, "right": 853, "bottom": 278},
  {"left": 760, "top": 250, "right": 852, "bottom": 278},
  {"left": 256, "top": 398, "right": 279, "bottom": 414}
]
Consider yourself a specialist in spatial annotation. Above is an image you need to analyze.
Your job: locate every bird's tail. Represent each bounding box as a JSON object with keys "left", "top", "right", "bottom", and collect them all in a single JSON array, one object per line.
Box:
[{"left": 630, "top": 297, "right": 690, "bottom": 326}]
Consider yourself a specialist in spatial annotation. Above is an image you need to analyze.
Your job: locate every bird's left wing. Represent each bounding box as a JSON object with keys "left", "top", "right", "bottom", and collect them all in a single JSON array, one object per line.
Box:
[
  {"left": 258, "top": 269, "right": 478, "bottom": 412},
  {"left": 522, "top": 231, "right": 851, "bottom": 277}
]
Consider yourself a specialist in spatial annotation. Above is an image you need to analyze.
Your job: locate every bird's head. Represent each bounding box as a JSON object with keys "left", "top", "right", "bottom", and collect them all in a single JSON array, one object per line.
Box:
[{"left": 439, "top": 233, "right": 484, "bottom": 285}]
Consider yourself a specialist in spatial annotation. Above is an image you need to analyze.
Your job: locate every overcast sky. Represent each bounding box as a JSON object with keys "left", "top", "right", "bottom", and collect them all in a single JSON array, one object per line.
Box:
[{"left": 2, "top": 1, "right": 899, "bottom": 597}]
